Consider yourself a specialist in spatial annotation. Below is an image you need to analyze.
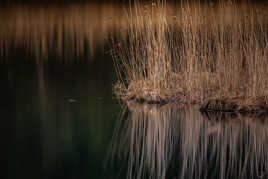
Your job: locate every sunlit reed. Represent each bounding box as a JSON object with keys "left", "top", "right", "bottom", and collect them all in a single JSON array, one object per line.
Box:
[{"left": 113, "top": 1, "right": 268, "bottom": 106}]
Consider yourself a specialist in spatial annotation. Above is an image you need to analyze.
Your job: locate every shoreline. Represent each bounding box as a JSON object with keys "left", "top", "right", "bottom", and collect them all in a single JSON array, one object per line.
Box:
[{"left": 117, "top": 92, "right": 268, "bottom": 114}]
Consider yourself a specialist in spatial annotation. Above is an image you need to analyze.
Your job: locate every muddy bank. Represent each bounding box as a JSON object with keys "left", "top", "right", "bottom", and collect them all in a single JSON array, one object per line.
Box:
[
  {"left": 200, "top": 96, "right": 268, "bottom": 114},
  {"left": 118, "top": 93, "right": 268, "bottom": 114}
]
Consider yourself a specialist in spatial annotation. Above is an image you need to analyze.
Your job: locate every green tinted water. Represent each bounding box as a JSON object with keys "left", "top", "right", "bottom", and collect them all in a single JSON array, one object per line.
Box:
[{"left": 0, "top": 55, "right": 122, "bottom": 179}]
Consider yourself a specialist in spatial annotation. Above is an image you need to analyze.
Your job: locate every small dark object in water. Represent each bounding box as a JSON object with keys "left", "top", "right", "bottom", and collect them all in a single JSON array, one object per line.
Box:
[{"left": 68, "top": 99, "right": 76, "bottom": 103}]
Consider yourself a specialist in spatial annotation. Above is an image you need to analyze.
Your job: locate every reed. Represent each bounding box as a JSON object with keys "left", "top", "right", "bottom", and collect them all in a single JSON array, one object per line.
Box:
[
  {"left": 0, "top": 4, "right": 127, "bottom": 61},
  {"left": 112, "top": 1, "right": 268, "bottom": 111}
]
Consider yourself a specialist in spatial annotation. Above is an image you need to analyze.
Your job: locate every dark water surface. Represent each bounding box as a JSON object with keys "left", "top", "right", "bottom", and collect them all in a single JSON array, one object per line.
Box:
[
  {"left": 1, "top": 3, "right": 268, "bottom": 179},
  {"left": 0, "top": 4, "right": 122, "bottom": 178},
  {"left": 0, "top": 51, "right": 122, "bottom": 179}
]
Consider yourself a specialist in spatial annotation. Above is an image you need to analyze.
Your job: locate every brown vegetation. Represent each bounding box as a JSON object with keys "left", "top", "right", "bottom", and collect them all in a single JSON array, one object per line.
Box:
[
  {"left": 0, "top": 3, "right": 127, "bottom": 60},
  {"left": 112, "top": 1, "right": 268, "bottom": 112}
]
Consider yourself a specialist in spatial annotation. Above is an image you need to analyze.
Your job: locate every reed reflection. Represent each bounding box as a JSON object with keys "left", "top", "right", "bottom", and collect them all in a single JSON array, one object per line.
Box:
[{"left": 110, "top": 102, "right": 268, "bottom": 179}]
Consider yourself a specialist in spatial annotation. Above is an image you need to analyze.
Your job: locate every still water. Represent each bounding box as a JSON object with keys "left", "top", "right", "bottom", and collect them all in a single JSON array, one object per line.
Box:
[{"left": 1, "top": 3, "right": 268, "bottom": 179}]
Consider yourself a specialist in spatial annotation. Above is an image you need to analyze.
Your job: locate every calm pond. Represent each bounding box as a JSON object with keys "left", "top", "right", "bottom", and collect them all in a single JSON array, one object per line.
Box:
[{"left": 1, "top": 3, "right": 268, "bottom": 179}]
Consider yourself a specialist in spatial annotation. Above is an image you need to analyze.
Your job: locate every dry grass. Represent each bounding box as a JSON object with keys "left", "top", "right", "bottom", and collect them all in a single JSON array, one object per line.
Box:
[{"left": 112, "top": 1, "right": 268, "bottom": 111}]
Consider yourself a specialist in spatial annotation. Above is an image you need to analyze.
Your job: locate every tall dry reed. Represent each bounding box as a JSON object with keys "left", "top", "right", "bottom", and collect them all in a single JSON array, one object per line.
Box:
[{"left": 113, "top": 1, "right": 268, "bottom": 104}]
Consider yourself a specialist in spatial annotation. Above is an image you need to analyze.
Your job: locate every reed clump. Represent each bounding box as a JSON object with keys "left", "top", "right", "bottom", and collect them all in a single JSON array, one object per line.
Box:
[{"left": 113, "top": 1, "right": 268, "bottom": 112}]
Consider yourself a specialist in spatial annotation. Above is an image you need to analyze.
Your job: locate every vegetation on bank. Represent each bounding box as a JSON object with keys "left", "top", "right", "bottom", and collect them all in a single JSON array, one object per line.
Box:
[{"left": 112, "top": 0, "right": 268, "bottom": 112}]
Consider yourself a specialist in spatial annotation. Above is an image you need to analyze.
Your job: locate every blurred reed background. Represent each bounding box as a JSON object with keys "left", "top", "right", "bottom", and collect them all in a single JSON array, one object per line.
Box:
[
  {"left": 1, "top": 0, "right": 268, "bottom": 3},
  {"left": 0, "top": 3, "right": 128, "bottom": 61}
]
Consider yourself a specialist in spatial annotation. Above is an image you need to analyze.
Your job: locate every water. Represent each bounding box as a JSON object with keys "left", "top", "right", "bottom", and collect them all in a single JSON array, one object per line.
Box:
[
  {"left": 1, "top": 2, "right": 268, "bottom": 179},
  {"left": 0, "top": 4, "right": 122, "bottom": 178},
  {"left": 110, "top": 104, "right": 268, "bottom": 179},
  {"left": 0, "top": 52, "right": 122, "bottom": 179}
]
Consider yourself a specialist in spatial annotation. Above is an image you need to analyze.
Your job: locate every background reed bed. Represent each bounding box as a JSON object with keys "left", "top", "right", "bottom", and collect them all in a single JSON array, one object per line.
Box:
[
  {"left": 109, "top": 103, "right": 268, "bottom": 179},
  {"left": 113, "top": 1, "right": 268, "bottom": 107},
  {"left": 0, "top": 3, "right": 127, "bottom": 61}
]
